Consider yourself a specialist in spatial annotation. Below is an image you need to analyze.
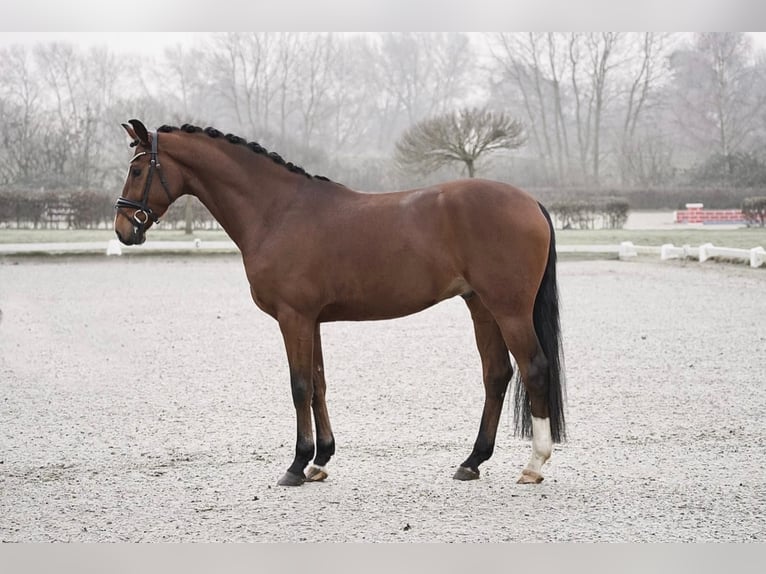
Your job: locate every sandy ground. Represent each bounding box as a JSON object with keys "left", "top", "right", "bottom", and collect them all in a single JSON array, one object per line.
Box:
[{"left": 0, "top": 255, "right": 764, "bottom": 542}]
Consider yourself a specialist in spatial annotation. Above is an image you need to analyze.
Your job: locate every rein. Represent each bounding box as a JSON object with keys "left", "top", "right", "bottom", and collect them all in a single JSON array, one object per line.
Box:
[{"left": 114, "top": 130, "right": 174, "bottom": 234}]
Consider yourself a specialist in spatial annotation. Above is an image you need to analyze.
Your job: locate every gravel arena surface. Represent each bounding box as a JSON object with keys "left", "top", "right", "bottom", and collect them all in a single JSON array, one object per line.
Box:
[{"left": 1, "top": 255, "right": 764, "bottom": 542}]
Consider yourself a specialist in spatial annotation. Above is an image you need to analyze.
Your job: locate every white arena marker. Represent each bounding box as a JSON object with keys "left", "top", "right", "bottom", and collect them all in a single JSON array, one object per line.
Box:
[
  {"left": 619, "top": 241, "right": 637, "bottom": 260},
  {"left": 106, "top": 239, "right": 122, "bottom": 256},
  {"left": 750, "top": 247, "right": 765, "bottom": 268}
]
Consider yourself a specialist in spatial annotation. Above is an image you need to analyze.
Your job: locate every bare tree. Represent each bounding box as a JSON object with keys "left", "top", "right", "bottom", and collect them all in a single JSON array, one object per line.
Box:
[
  {"left": 0, "top": 46, "right": 42, "bottom": 185},
  {"left": 490, "top": 33, "right": 574, "bottom": 183},
  {"left": 372, "top": 33, "right": 474, "bottom": 150},
  {"left": 490, "top": 32, "right": 621, "bottom": 184},
  {"left": 670, "top": 33, "right": 766, "bottom": 176},
  {"left": 204, "top": 33, "right": 278, "bottom": 134},
  {"left": 616, "top": 33, "right": 673, "bottom": 185},
  {"left": 585, "top": 32, "right": 621, "bottom": 185},
  {"left": 273, "top": 33, "right": 301, "bottom": 143},
  {"left": 490, "top": 32, "right": 677, "bottom": 186},
  {"left": 324, "top": 35, "right": 380, "bottom": 154},
  {"left": 163, "top": 43, "right": 209, "bottom": 124},
  {"left": 33, "top": 43, "right": 123, "bottom": 189},
  {"left": 394, "top": 107, "right": 525, "bottom": 178},
  {"left": 292, "top": 34, "right": 335, "bottom": 150}
]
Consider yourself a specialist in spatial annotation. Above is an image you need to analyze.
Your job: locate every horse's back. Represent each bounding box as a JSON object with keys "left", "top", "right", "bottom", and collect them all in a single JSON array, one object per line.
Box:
[
  {"left": 395, "top": 178, "right": 550, "bottom": 259},
  {"left": 339, "top": 178, "right": 550, "bottom": 277},
  {"left": 378, "top": 178, "right": 545, "bottom": 231}
]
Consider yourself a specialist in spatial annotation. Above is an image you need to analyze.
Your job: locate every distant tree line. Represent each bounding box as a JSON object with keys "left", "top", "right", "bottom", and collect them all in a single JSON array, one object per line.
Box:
[{"left": 1, "top": 32, "right": 765, "bottom": 222}]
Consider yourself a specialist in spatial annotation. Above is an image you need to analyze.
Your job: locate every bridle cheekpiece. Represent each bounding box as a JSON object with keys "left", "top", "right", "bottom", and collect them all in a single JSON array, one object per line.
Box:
[{"left": 114, "top": 129, "right": 174, "bottom": 235}]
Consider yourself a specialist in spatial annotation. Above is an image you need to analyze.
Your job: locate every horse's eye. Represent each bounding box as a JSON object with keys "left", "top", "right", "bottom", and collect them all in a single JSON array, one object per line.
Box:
[{"left": 131, "top": 168, "right": 142, "bottom": 178}]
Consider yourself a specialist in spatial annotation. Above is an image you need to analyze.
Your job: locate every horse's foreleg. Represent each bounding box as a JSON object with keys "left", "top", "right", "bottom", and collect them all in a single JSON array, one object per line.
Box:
[
  {"left": 306, "top": 324, "right": 335, "bottom": 482},
  {"left": 277, "top": 308, "right": 316, "bottom": 487},
  {"left": 454, "top": 296, "right": 513, "bottom": 481}
]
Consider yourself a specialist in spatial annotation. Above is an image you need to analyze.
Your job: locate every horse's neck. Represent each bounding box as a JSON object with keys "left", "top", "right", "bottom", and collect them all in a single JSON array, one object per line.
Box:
[{"left": 179, "top": 144, "right": 298, "bottom": 250}]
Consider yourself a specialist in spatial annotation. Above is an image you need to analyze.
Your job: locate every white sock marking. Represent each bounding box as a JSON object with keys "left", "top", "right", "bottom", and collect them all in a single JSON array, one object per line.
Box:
[{"left": 526, "top": 416, "right": 553, "bottom": 474}]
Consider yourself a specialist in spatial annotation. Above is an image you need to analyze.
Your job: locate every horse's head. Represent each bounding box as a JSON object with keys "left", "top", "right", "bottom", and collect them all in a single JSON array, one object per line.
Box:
[{"left": 114, "top": 119, "right": 180, "bottom": 245}]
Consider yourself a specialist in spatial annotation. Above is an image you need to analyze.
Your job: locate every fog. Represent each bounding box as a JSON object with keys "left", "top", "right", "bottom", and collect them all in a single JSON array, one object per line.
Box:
[{"left": 1, "top": 32, "right": 765, "bottom": 203}]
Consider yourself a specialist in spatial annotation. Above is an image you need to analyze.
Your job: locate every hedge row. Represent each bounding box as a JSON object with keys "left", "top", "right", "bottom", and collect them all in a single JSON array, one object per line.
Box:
[
  {"left": 531, "top": 187, "right": 763, "bottom": 210},
  {"left": 742, "top": 197, "right": 766, "bottom": 227},
  {"left": 0, "top": 190, "right": 112, "bottom": 229},
  {"left": 548, "top": 198, "right": 630, "bottom": 230},
  {"left": 0, "top": 190, "right": 218, "bottom": 230},
  {"left": 2, "top": 189, "right": 761, "bottom": 230}
]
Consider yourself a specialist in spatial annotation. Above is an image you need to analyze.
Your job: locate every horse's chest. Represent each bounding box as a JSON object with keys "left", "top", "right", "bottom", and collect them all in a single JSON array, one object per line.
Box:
[
  {"left": 249, "top": 288, "right": 276, "bottom": 317},
  {"left": 244, "top": 267, "right": 280, "bottom": 317},
  {"left": 244, "top": 260, "right": 313, "bottom": 318}
]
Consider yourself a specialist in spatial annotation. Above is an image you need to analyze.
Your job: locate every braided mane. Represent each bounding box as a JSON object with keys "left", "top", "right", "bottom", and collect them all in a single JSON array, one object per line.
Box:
[{"left": 157, "top": 124, "right": 330, "bottom": 182}]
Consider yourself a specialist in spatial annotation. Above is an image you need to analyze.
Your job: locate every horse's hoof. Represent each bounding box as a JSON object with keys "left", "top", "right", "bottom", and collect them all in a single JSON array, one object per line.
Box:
[
  {"left": 305, "top": 465, "right": 328, "bottom": 482},
  {"left": 453, "top": 466, "right": 480, "bottom": 481},
  {"left": 277, "top": 471, "right": 305, "bottom": 486},
  {"left": 516, "top": 469, "right": 544, "bottom": 484}
]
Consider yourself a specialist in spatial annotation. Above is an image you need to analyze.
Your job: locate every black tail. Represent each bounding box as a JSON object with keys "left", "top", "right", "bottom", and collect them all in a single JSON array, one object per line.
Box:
[{"left": 513, "top": 202, "right": 567, "bottom": 443}]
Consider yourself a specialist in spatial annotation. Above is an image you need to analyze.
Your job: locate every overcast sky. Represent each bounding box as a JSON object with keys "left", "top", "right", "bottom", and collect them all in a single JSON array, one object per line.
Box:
[
  {"left": 0, "top": 32, "right": 199, "bottom": 55},
  {"left": 2, "top": 32, "right": 766, "bottom": 57}
]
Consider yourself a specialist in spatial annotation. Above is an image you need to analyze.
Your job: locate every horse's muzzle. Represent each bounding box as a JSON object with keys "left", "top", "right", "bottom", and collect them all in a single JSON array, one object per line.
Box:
[{"left": 115, "top": 227, "right": 146, "bottom": 246}]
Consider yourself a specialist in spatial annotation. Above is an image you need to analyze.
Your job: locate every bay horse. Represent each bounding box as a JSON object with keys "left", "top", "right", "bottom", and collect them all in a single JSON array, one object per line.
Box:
[{"left": 114, "top": 119, "right": 566, "bottom": 487}]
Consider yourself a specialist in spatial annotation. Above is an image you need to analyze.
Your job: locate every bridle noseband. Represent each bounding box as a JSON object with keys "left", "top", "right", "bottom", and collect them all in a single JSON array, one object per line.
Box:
[{"left": 115, "top": 130, "right": 174, "bottom": 235}]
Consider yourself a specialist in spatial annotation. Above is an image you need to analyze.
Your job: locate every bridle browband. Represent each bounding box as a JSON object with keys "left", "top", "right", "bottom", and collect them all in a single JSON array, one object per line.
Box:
[{"left": 114, "top": 129, "right": 174, "bottom": 235}]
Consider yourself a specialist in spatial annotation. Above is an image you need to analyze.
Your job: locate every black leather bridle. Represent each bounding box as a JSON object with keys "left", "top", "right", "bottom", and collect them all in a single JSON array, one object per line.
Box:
[{"left": 114, "top": 130, "right": 174, "bottom": 236}]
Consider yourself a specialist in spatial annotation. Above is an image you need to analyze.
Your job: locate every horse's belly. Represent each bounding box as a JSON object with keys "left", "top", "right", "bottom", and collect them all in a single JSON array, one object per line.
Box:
[{"left": 318, "top": 275, "right": 471, "bottom": 322}]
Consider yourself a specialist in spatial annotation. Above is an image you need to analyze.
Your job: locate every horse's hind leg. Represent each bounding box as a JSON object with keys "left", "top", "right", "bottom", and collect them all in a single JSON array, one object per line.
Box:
[
  {"left": 496, "top": 316, "right": 553, "bottom": 484},
  {"left": 454, "top": 295, "right": 514, "bottom": 481},
  {"left": 306, "top": 324, "right": 335, "bottom": 482}
]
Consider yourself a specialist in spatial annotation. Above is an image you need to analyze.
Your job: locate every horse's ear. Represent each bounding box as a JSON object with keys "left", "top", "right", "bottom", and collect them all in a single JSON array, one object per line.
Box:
[
  {"left": 127, "top": 119, "right": 150, "bottom": 147},
  {"left": 121, "top": 122, "right": 139, "bottom": 146}
]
